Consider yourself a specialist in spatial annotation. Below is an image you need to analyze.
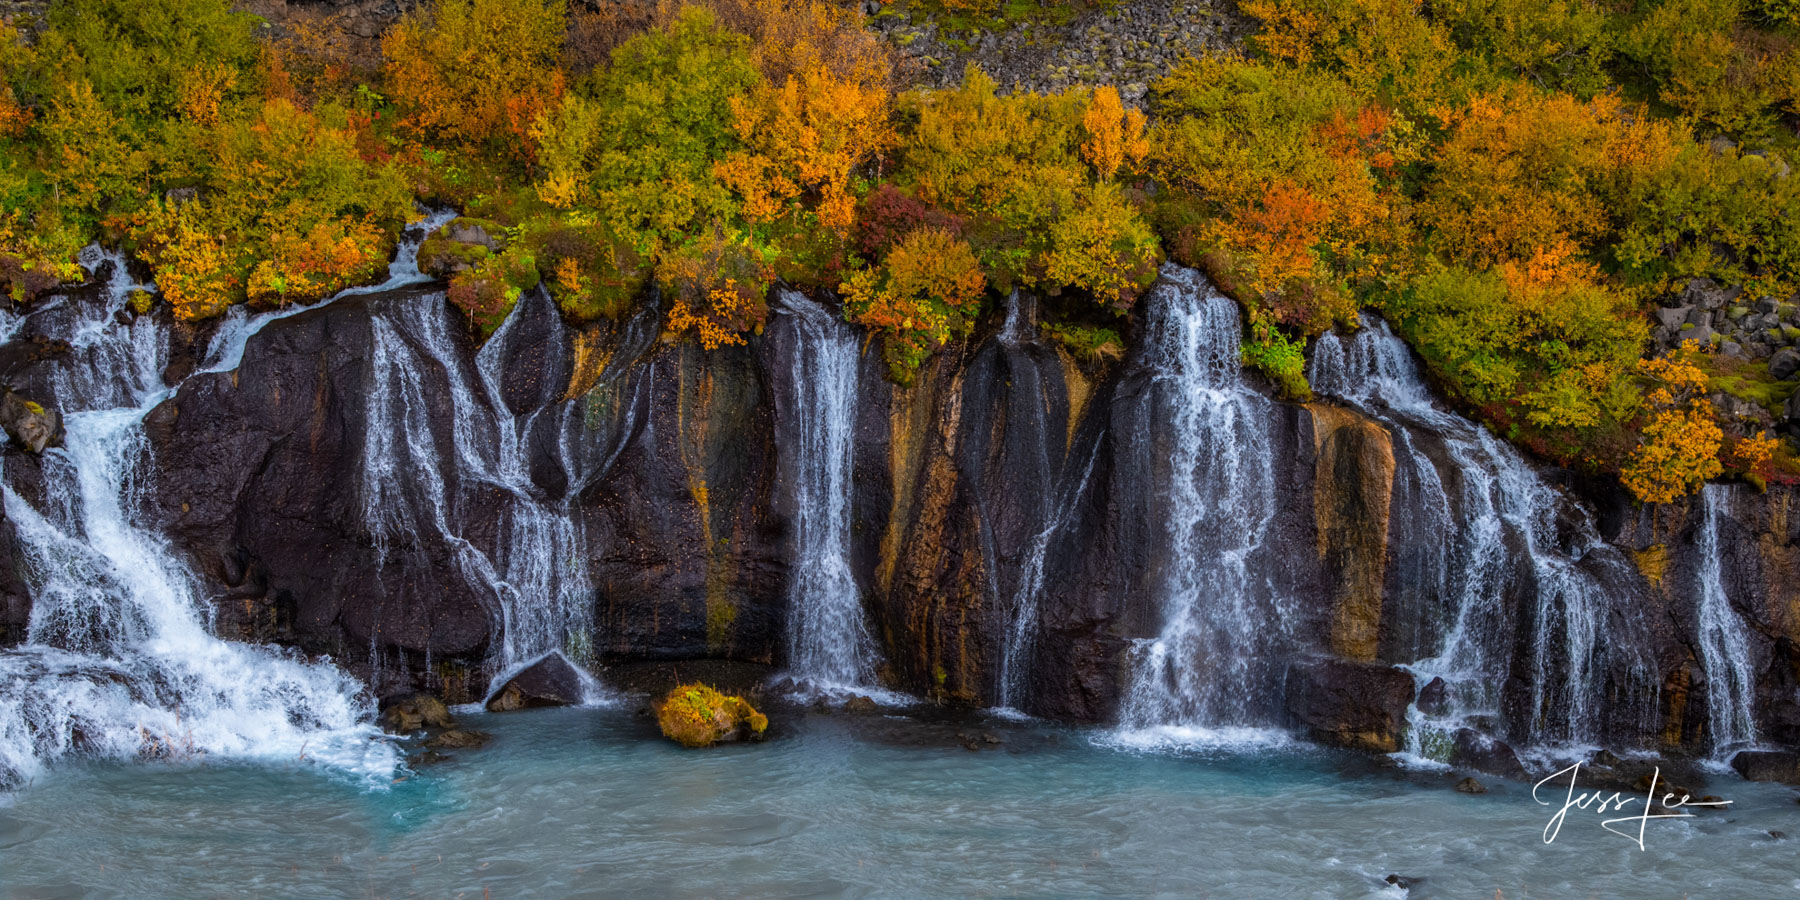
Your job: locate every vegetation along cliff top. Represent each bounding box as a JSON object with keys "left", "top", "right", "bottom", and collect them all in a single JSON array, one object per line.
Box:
[{"left": 4, "top": 0, "right": 1800, "bottom": 502}]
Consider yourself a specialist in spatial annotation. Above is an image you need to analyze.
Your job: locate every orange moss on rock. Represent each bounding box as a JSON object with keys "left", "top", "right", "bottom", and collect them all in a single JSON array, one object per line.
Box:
[{"left": 654, "top": 683, "right": 768, "bottom": 748}]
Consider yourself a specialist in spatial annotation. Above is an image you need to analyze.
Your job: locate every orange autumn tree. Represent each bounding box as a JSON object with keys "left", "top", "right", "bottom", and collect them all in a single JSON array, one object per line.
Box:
[
  {"left": 840, "top": 227, "right": 986, "bottom": 382},
  {"left": 383, "top": 0, "right": 567, "bottom": 162},
  {"left": 1079, "top": 85, "right": 1148, "bottom": 180},
  {"left": 1419, "top": 91, "right": 1683, "bottom": 272},
  {"left": 716, "top": 63, "right": 893, "bottom": 235},
  {"left": 1622, "top": 348, "right": 1724, "bottom": 503},
  {"left": 713, "top": 0, "right": 894, "bottom": 236}
]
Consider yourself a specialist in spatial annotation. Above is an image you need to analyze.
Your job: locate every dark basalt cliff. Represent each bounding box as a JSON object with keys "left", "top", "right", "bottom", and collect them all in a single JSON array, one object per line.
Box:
[{"left": 1, "top": 280, "right": 1794, "bottom": 765}]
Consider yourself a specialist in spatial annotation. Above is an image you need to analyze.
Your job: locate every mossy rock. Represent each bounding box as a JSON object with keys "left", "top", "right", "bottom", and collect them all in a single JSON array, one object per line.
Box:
[
  {"left": 419, "top": 217, "right": 506, "bottom": 279},
  {"left": 655, "top": 683, "right": 768, "bottom": 748}
]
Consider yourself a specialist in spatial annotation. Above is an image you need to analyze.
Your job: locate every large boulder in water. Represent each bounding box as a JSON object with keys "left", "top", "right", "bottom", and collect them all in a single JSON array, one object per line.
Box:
[
  {"left": 486, "top": 654, "right": 587, "bottom": 712},
  {"left": 1285, "top": 657, "right": 1415, "bottom": 753},
  {"left": 1731, "top": 749, "right": 1800, "bottom": 784}
]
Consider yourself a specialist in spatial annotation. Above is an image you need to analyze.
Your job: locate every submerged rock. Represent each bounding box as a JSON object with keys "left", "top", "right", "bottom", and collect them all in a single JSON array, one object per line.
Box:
[
  {"left": 380, "top": 694, "right": 457, "bottom": 734},
  {"left": 1455, "top": 776, "right": 1487, "bottom": 794},
  {"left": 486, "top": 654, "right": 587, "bottom": 712},
  {"left": 655, "top": 683, "right": 768, "bottom": 748},
  {"left": 424, "top": 729, "right": 491, "bottom": 750}
]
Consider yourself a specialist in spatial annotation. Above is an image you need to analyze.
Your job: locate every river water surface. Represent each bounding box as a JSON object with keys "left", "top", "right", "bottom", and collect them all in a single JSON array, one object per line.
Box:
[{"left": 3, "top": 706, "right": 1798, "bottom": 897}]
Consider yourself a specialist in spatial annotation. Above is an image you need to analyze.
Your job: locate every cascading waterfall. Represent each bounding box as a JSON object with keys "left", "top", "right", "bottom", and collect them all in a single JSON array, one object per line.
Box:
[
  {"left": 1115, "top": 266, "right": 1288, "bottom": 743},
  {"left": 775, "top": 289, "right": 883, "bottom": 694},
  {"left": 995, "top": 441, "right": 1099, "bottom": 712},
  {"left": 1309, "top": 317, "right": 1655, "bottom": 755},
  {"left": 1695, "top": 484, "right": 1758, "bottom": 757},
  {"left": 0, "top": 213, "right": 455, "bottom": 791},
  {"left": 359, "top": 289, "right": 603, "bottom": 702}
]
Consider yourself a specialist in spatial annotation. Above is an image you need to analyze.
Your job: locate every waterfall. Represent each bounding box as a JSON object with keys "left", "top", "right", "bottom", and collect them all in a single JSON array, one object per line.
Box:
[
  {"left": 996, "top": 437, "right": 1099, "bottom": 712},
  {"left": 359, "top": 288, "right": 604, "bottom": 702},
  {"left": 1309, "top": 317, "right": 1655, "bottom": 755},
  {"left": 0, "top": 213, "right": 456, "bottom": 791},
  {"left": 774, "top": 289, "right": 883, "bottom": 694},
  {"left": 1114, "top": 266, "right": 1288, "bottom": 744},
  {"left": 1695, "top": 484, "right": 1758, "bottom": 757}
]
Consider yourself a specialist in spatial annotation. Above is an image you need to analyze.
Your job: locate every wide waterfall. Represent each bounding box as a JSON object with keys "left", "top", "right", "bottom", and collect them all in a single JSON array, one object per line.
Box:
[
  {"left": 773, "top": 288, "right": 883, "bottom": 694},
  {"left": 0, "top": 212, "right": 458, "bottom": 790},
  {"left": 1309, "top": 317, "right": 1658, "bottom": 755},
  {"left": 1114, "top": 266, "right": 1289, "bottom": 743},
  {"left": 359, "top": 288, "right": 604, "bottom": 702},
  {"left": 1695, "top": 484, "right": 1759, "bottom": 758}
]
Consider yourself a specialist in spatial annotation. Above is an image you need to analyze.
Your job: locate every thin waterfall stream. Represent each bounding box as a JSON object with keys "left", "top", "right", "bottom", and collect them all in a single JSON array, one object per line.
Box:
[
  {"left": 359, "top": 287, "right": 605, "bottom": 704},
  {"left": 774, "top": 288, "right": 885, "bottom": 696},
  {"left": 1695, "top": 483, "right": 1759, "bottom": 759}
]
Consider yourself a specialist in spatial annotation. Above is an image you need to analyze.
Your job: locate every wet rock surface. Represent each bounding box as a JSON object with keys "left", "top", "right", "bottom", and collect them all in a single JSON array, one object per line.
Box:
[
  {"left": 11, "top": 263, "right": 1772, "bottom": 763},
  {"left": 1285, "top": 658, "right": 1416, "bottom": 753},
  {"left": 486, "top": 654, "right": 586, "bottom": 712}
]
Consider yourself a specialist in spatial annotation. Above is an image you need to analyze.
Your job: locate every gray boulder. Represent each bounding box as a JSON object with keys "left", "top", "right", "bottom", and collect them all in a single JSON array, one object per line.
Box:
[{"left": 1771, "top": 347, "right": 1800, "bottom": 380}]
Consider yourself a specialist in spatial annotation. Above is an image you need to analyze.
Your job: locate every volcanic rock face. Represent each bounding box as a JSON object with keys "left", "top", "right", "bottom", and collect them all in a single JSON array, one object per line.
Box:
[{"left": 16, "top": 268, "right": 1770, "bottom": 762}]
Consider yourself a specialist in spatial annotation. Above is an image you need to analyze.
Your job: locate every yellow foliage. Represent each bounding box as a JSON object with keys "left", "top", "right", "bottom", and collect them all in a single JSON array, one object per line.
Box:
[
  {"left": 1621, "top": 349, "right": 1723, "bottom": 503},
  {"left": 1420, "top": 91, "right": 1683, "bottom": 270},
  {"left": 178, "top": 62, "right": 236, "bottom": 127},
  {"left": 122, "top": 201, "right": 238, "bottom": 321},
  {"left": 246, "top": 217, "right": 390, "bottom": 307},
  {"left": 383, "top": 0, "right": 567, "bottom": 159},
  {"left": 840, "top": 226, "right": 985, "bottom": 380},
  {"left": 1044, "top": 182, "right": 1161, "bottom": 308},
  {"left": 1079, "top": 85, "right": 1148, "bottom": 179}
]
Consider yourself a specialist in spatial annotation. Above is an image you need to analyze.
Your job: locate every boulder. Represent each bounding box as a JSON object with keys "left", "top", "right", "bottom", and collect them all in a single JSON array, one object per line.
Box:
[
  {"left": 654, "top": 683, "right": 768, "bottom": 748},
  {"left": 1655, "top": 306, "right": 1692, "bottom": 330},
  {"left": 1455, "top": 777, "right": 1487, "bottom": 794},
  {"left": 418, "top": 217, "right": 502, "bottom": 278},
  {"left": 1682, "top": 277, "right": 1737, "bottom": 310},
  {"left": 1731, "top": 750, "right": 1800, "bottom": 785},
  {"left": 380, "top": 693, "right": 457, "bottom": 733},
  {"left": 1416, "top": 677, "right": 1449, "bottom": 717},
  {"left": 486, "top": 653, "right": 588, "bottom": 712},
  {"left": 1772, "top": 347, "right": 1800, "bottom": 381},
  {"left": 1285, "top": 658, "right": 1415, "bottom": 753},
  {"left": 0, "top": 389, "right": 58, "bottom": 453},
  {"left": 1449, "top": 728, "right": 1528, "bottom": 780}
]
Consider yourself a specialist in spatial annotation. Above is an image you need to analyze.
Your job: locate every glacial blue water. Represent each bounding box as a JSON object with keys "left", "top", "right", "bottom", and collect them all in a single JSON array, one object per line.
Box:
[{"left": 1, "top": 706, "right": 1796, "bottom": 898}]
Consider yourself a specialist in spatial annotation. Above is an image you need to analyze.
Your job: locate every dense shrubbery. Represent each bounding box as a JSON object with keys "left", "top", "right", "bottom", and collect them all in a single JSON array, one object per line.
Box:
[
  {"left": 1146, "top": 0, "right": 1800, "bottom": 498},
  {"left": 5, "top": 0, "right": 1799, "bottom": 500}
]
